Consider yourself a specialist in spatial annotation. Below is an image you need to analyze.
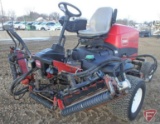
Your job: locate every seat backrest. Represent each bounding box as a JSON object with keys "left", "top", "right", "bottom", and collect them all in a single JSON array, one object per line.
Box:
[
  {"left": 111, "top": 9, "right": 117, "bottom": 25},
  {"left": 89, "top": 7, "right": 113, "bottom": 33}
]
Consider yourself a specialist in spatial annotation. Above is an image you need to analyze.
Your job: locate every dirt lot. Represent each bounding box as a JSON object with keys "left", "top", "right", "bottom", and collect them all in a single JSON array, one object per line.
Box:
[{"left": 0, "top": 36, "right": 160, "bottom": 124}]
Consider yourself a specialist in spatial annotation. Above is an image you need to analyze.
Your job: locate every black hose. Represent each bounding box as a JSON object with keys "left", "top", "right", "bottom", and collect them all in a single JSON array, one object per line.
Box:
[
  {"left": 8, "top": 57, "right": 17, "bottom": 80},
  {"left": 72, "top": 57, "right": 122, "bottom": 77},
  {"left": 6, "top": 30, "right": 17, "bottom": 48},
  {"left": 14, "top": 87, "right": 29, "bottom": 96},
  {"left": 112, "top": 61, "right": 125, "bottom": 80},
  {"left": 6, "top": 29, "right": 31, "bottom": 58},
  {"left": 73, "top": 40, "right": 80, "bottom": 49},
  {"left": 10, "top": 68, "right": 37, "bottom": 97},
  {"left": 133, "top": 54, "right": 158, "bottom": 74}
]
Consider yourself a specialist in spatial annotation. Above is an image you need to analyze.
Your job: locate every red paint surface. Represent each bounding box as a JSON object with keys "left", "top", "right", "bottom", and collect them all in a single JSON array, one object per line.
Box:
[
  {"left": 53, "top": 60, "right": 81, "bottom": 73},
  {"left": 105, "top": 24, "right": 139, "bottom": 49},
  {"left": 58, "top": 99, "right": 65, "bottom": 110},
  {"left": 17, "top": 50, "right": 28, "bottom": 74}
]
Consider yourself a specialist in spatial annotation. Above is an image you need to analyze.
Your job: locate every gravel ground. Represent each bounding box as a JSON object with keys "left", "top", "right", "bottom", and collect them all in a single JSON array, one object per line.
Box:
[{"left": 0, "top": 36, "right": 160, "bottom": 124}]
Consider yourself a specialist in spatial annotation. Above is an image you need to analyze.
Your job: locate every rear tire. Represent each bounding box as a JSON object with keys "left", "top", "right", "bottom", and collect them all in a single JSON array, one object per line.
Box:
[
  {"left": 107, "top": 75, "right": 146, "bottom": 121},
  {"left": 140, "top": 62, "right": 155, "bottom": 82}
]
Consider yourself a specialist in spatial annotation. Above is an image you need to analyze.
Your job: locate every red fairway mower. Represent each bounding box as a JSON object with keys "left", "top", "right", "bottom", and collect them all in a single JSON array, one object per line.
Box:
[{"left": 7, "top": 2, "right": 157, "bottom": 121}]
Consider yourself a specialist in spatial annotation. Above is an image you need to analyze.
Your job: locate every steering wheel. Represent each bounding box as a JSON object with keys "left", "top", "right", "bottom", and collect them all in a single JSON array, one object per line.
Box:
[{"left": 58, "top": 2, "right": 82, "bottom": 17}]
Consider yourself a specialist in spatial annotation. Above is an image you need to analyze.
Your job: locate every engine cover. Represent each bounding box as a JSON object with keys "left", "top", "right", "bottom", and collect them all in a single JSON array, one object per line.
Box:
[{"left": 105, "top": 24, "right": 139, "bottom": 57}]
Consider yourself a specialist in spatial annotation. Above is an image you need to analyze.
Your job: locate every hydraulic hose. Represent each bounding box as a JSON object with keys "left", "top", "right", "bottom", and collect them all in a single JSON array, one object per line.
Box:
[
  {"left": 129, "top": 54, "right": 158, "bottom": 75},
  {"left": 8, "top": 58, "right": 17, "bottom": 80},
  {"left": 10, "top": 68, "right": 37, "bottom": 97},
  {"left": 136, "top": 54, "right": 158, "bottom": 74},
  {"left": 6, "top": 29, "right": 31, "bottom": 58},
  {"left": 72, "top": 57, "right": 122, "bottom": 77}
]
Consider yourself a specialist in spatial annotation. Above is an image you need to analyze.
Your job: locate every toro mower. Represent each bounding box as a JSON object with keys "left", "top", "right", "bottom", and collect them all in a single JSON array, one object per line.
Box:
[{"left": 7, "top": 2, "right": 157, "bottom": 121}]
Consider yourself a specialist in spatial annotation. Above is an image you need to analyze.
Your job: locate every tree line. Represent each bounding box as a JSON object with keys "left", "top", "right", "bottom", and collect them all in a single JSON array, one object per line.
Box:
[{"left": 0, "top": 10, "right": 60, "bottom": 22}]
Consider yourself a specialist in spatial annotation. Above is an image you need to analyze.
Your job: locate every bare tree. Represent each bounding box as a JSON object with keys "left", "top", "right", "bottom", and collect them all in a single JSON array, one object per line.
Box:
[
  {"left": 23, "top": 7, "right": 35, "bottom": 21},
  {"left": 116, "top": 18, "right": 136, "bottom": 26},
  {"left": 49, "top": 12, "right": 60, "bottom": 22},
  {"left": 30, "top": 11, "right": 40, "bottom": 21},
  {"left": 7, "top": 10, "right": 16, "bottom": 21},
  {"left": 40, "top": 13, "right": 48, "bottom": 20},
  {"left": 24, "top": 7, "right": 35, "bottom": 15},
  {"left": 116, "top": 18, "right": 128, "bottom": 25}
]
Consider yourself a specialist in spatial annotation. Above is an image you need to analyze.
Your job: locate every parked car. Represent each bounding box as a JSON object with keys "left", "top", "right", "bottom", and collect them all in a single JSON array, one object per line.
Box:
[
  {"left": 26, "top": 22, "right": 34, "bottom": 26},
  {"left": 36, "top": 22, "right": 55, "bottom": 30},
  {"left": 18, "top": 22, "right": 26, "bottom": 30},
  {"left": 26, "top": 22, "right": 36, "bottom": 30},
  {"left": 139, "top": 30, "right": 151, "bottom": 37},
  {"left": 3, "top": 21, "right": 14, "bottom": 30},
  {"left": 13, "top": 21, "right": 21, "bottom": 29},
  {"left": 13, "top": 22, "right": 26, "bottom": 30},
  {"left": 32, "top": 22, "right": 41, "bottom": 26},
  {"left": 32, "top": 22, "right": 42, "bottom": 29},
  {"left": 49, "top": 23, "right": 62, "bottom": 31}
]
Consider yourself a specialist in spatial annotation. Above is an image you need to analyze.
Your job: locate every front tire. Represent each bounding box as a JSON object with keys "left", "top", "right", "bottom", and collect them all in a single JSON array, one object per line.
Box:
[{"left": 107, "top": 75, "right": 146, "bottom": 121}]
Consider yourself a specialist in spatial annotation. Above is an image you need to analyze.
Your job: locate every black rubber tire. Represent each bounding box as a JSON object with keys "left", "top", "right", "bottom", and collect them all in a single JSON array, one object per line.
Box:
[
  {"left": 41, "top": 28, "right": 45, "bottom": 30},
  {"left": 18, "top": 26, "right": 21, "bottom": 30},
  {"left": 140, "top": 62, "right": 155, "bottom": 82},
  {"left": 107, "top": 75, "right": 146, "bottom": 121}
]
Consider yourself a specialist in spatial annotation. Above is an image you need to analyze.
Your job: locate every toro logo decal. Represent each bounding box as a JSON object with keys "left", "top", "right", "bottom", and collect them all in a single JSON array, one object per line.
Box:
[
  {"left": 143, "top": 109, "right": 157, "bottom": 122},
  {"left": 121, "top": 38, "right": 128, "bottom": 46}
]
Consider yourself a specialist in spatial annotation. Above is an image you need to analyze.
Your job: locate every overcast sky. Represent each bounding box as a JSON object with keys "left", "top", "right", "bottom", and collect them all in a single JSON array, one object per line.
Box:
[{"left": 1, "top": 0, "right": 160, "bottom": 22}]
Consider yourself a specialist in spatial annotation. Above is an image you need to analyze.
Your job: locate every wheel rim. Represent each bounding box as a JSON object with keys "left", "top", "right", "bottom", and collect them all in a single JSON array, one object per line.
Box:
[{"left": 131, "top": 88, "right": 143, "bottom": 113}]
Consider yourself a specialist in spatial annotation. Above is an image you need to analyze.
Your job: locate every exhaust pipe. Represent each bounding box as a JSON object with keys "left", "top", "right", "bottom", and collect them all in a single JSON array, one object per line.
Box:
[
  {"left": 61, "top": 91, "right": 111, "bottom": 116},
  {"left": 29, "top": 93, "right": 53, "bottom": 110}
]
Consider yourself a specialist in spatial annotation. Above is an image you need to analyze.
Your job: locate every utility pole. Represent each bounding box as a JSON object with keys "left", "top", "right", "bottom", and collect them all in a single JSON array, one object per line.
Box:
[{"left": 0, "top": 0, "right": 4, "bottom": 30}]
